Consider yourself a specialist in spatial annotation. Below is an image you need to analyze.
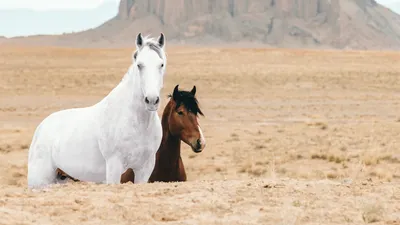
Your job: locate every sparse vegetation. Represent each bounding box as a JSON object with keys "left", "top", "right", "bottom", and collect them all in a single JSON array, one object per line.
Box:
[
  {"left": 188, "top": 154, "right": 197, "bottom": 159},
  {"left": 311, "top": 153, "right": 345, "bottom": 164},
  {"left": 311, "top": 153, "right": 327, "bottom": 160},
  {"left": 215, "top": 167, "right": 223, "bottom": 172},
  {"left": 307, "top": 121, "right": 328, "bottom": 130},
  {"left": 0, "top": 46, "right": 399, "bottom": 224},
  {"left": 379, "top": 155, "right": 400, "bottom": 164},
  {"left": 362, "top": 156, "right": 380, "bottom": 166},
  {"left": 277, "top": 168, "right": 287, "bottom": 174},
  {"left": 0, "top": 145, "right": 12, "bottom": 153},
  {"left": 327, "top": 173, "right": 338, "bottom": 179},
  {"left": 362, "top": 202, "right": 385, "bottom": 223},
  {"left": 369, "top": 169, "right": 393, "bottom": 181},
  {"left": 227, "top": 133, "right": 240, "bottom": 142},
  {"left": 254, "top": 144, "right": 266, "bottom": 150},
  {"left": 292, "top": 200, "right": 301, "bottom": 207}
]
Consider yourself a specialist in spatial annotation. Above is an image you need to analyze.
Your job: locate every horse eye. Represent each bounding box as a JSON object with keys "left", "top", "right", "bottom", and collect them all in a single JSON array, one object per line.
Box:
[
  {"left": 137, "top": 64, "right": 143, "bottom": 70},
  {"left": 177, "top": 111, "right": 183, "bottom": 115},
  {"left": 160, "top": 63, "right": 164, "bottom": 68}
]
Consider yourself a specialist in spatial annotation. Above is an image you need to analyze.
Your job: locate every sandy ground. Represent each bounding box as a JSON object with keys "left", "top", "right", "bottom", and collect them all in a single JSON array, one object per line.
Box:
[{"left": 0, "top": 46, "right": 399, "bottom": 224}]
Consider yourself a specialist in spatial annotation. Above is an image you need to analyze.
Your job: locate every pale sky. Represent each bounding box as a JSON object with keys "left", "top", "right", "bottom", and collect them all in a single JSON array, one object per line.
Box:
[
  {"left": 377, "top": 0, "right": 400, "bottom": 4},
  {"left": 0, "top": 0, "right": 119, "bottom": 10},
  {"left": 376, "top": 0, "right": 400, "bottom": 12},
  {"left": 0, "top": 0, "right": 120, "bottom": 37},
  {"left": 0, "top": 0, "right": 399, "bottom": 37}
]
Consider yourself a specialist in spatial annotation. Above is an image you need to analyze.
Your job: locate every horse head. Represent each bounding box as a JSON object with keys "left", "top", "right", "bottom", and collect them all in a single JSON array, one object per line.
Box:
[
  {"left": 133, "top": 33, "right": 166, "bottom": 111},
  {"left": 167, "top": 85, "right": 206, "bottom": 153}
]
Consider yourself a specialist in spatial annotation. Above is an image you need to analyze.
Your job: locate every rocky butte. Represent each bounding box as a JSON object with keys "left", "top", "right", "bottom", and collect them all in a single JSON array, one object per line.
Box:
[{"left": 4, "top": 0, "right": 400, "bottom": 49}]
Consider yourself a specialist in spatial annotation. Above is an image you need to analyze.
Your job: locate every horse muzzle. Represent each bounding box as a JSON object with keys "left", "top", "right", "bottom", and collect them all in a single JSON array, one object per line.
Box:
[
  {"left": 144, "top": 96, "right": 160, "bottom": 111},
  {"left": 191, "top": 139, "right": 206, "bottom": 153}
]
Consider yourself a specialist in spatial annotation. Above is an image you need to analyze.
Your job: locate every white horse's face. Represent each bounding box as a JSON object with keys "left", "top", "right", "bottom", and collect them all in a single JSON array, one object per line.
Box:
[{"left": 134, "top": 33, "right": 166, "bottom": 111}]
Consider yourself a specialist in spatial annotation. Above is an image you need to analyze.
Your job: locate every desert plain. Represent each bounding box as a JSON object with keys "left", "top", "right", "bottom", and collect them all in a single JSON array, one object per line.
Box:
[{"left": 0, "top": 46, "right": 399, "bottom": 224}]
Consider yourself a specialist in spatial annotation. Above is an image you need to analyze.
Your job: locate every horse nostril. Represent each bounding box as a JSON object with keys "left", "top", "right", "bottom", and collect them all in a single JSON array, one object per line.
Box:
[
  {"left": 155, "top": 97, "right": 160, "bottom": 104},
  {"left": 145, "top": 97, "right": 150, "bottom": 104},
  {"left": 197, "top": 139, "right": 201, "bottom": 148}
]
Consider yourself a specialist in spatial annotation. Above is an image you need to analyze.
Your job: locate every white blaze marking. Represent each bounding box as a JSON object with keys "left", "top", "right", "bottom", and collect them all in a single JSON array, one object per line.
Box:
[{"left": 198, "top": 125, "right": 206, "bottom": 148}]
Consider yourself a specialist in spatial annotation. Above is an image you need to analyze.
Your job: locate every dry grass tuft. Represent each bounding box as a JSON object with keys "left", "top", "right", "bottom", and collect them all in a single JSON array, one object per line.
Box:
[
  {"left": 369, "top": 169, "right": 393, "bottom": 181},
  {"left": 328, "top": 155, "right": 345, "bottom": 164},
  {"left": 327, "top": 173, "right": 338, "bottom": 179},
  {"left": 188, "top": 154, "right": 197, "bottom": 159},
  {"left": 311, "top": 153, "right": 328, "bottom": 160},
  {"left": 230, "top": 133, "right": 239, "bottom": 138},
  {"left": 311, "top": 153, "right": 345, "bottom": 164},
  {"left": 20, "top": 144, "right": 29, "bottom": 150},
  {"left": 362, "top": 155, "right": 380, "bottom": 166},
  {"left": 227, "top": 133, "right": 240, "bottom": 142},
  {"left": 292, "top": 200, "right": 301, "bottom": 207},
  {"left": 379, "top": 155, "right": 400, "bottom": 164},
  {"left": 307, "top": 121, "right": 328, "bottom": 130},
  {"left": 0, "top": 145, "right": 12, "bottom": 153},
  {"left": 254, "top": 144, "right": 266, "bottom": 150},
  {"left": 362, "top": 202, "right": 385, "bottom": 223}
]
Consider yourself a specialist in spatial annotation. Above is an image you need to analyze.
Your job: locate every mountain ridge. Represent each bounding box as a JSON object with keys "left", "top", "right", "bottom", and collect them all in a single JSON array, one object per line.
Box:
[{"left": 2, "top": 0, "right": 400, "bottom": 50}]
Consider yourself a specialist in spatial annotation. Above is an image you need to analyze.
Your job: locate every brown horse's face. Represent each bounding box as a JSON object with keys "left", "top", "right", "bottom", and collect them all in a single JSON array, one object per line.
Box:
[{"left": 169, "top": 102, "right": 206, "bottom": 153}]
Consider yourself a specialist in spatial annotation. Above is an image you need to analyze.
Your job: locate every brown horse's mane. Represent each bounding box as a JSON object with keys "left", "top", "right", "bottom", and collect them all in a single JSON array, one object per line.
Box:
[{"left": 168, "top": 90, "right": 204, "bottom": 116}]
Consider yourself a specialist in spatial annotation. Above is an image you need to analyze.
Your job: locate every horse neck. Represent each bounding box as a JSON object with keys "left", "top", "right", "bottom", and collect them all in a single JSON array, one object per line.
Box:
[
  {"left": 100, "top": 66, "right": 148, "bottom": 117},
  {"left": 159, "top": 100, "right": 181, "bottom": 160}
]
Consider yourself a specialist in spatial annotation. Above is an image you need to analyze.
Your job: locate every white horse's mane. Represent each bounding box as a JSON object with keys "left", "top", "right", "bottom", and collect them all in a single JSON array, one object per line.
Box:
[
  {"left": 141, "top": 35, "right": 158, "bottom": 45},
  {"left": 121, "top": 34, "right": 167, "bottom": 82},
  {"left": 134, "top": 35, "right": 165, "bottom": 58}
]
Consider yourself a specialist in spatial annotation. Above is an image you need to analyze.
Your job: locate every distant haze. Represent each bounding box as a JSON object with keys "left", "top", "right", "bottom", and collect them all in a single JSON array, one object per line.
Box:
[
  {"left": 0, "top": 0, "right": 119, "bottom": 37},
  {"left": 382, "top": 0, "right": 400, "bottom": 13},
  {"left": 0, "top": 0, "right": 399, "bottom": 38}
]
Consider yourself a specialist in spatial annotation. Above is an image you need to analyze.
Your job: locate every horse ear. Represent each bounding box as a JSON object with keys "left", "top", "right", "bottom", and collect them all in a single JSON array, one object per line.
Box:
[
  {"left": 173, "top": 85, "right": 179, "bottom": 100},
  {"left": 136, "top": 33, "right": 143, "bottom": 49},
  {"left": 190, "top": 85, "right": 196, "bottom": 96},
  {"left": 157, "top": 33, "right": 165, "bottom": 48}
]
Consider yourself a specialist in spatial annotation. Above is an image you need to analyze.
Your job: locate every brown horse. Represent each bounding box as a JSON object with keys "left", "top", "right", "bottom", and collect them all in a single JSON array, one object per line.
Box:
[
  {"left": 121, "top": 84, "right": 206, "bottom": 183},
  {"left": 56, "top": 84, "right": 206, "bottom": 183}
]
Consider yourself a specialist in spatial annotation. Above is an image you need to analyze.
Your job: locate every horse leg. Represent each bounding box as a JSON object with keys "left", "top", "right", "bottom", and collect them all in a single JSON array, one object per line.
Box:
[
  {"left": 27, "top": 148, "right": 57, "bottom": 189},
  {"left": 56, "top": 168, "right": 80, "bottom": 182},
  {"left": 105, "top": 156, "right": 124, "bottom": 184},
  {"left": 134, "top": 155, "right": 156, "bottom": 184},
  {"left": 120, "top": 168, "right": 135, "bottom": 184}
]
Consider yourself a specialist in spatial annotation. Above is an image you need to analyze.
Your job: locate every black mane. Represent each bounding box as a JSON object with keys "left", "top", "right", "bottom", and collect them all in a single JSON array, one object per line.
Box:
[{"left": 168, "top": 90, "right": 204, "bottom": 116}]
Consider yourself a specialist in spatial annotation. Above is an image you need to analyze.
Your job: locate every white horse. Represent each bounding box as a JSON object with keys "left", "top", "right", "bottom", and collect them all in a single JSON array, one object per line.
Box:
[{"left": 27, "top": 33, "right": 167, "bottom": 189}]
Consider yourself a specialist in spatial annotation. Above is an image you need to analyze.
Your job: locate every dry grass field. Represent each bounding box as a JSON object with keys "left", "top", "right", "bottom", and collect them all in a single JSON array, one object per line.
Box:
[{"left": 0, "top": 46, "right": 399, "bottom": 224}]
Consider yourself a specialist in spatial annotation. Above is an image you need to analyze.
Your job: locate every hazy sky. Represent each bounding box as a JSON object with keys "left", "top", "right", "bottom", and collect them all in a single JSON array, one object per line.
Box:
[
  {"left": 0, "top": 0, "right": 399, "bottom": 37},
  {"left": 0, "top": 0, "right": 119, "bottom": 10},
  {"left": 0, "top": 0, "right": 120, "bottom": 37},
  {"left": 377, "top": 0, "right": 400, "bottom": 12}
]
